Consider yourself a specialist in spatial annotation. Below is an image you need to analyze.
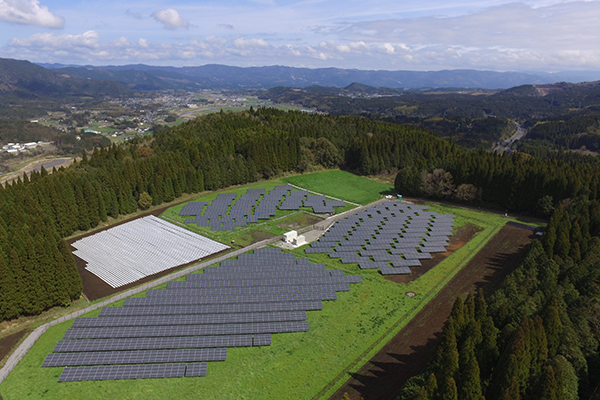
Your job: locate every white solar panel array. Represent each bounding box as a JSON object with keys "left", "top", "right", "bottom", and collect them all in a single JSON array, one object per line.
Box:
[{"left": 72, "top": 216, "right": 230, "bottom": 288}]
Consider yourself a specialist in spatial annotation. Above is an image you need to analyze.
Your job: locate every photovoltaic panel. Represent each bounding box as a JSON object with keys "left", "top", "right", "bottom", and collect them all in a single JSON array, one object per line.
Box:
[
  {"left": 99, "top": 301, "right": 323, "bottom": 317},
  {"left": 59, "top": 364, "right": 189, "bottom": 382},
  {"left": 252, "top": 334, "right": 272, "bottom": 346},
  {"left": 63, "top": 321, "right": 311, "bottom": 339},
  {"left": 43, "top": 348, "right": 227, "bottom": 367},
  {"left": 53, "top": 335, "right": 255, "bottom": 353},
  {"left": 185, "top": 363, "right": 208, "bottom": 377},
  {"left": 72, "top": 311, "right": 307, "bottom": 328}
]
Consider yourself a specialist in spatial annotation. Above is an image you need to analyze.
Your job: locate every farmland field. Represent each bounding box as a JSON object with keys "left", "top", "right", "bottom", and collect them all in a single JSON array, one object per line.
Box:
[{"left": 0, "top": 197, "right": 506, "bottom": 400}]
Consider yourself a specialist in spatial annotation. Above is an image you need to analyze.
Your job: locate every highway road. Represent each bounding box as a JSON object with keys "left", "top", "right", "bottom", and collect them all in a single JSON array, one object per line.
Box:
[{"left": 494, "top": 121, "right": 526, "bottom": 154}]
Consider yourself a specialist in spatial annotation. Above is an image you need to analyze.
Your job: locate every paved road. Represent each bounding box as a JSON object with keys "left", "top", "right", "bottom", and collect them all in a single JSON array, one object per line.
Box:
[
  {"left": 494, "top": 121, "right": 526, "bottom": 155},
  {"left": 178, "top": 106, "right": 219, "bottom": 118}
]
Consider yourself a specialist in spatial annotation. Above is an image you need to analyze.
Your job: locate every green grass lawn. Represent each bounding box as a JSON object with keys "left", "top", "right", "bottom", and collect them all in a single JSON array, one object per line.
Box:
[
  {"left": 283, "top": 170, "right": 395, "bottom": 205},
  {"left": 0, "top": 200, "right": 507, "bottom": 400}
]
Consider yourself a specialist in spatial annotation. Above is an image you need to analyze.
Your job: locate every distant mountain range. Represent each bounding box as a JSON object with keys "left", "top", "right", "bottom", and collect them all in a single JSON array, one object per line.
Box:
[
  {"left": 2, "top": 57, "right": 600, "bottom": 106},
  {"left": 37, "top": 62, "right": 600, "bottom": 91},
  {"left": 0, "top": 58, "right": 132, "bottom": 99}
]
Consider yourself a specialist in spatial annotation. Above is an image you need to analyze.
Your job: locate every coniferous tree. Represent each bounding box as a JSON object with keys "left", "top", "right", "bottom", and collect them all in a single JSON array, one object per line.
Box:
[
  {"left": 0, "top": 255, "right": 18, "bottom": 320},
  {"left": 537, "top": 366, "right": 558, "bottom": 400},
  {"left": 442, "top": 377, "right": 458, "bottom": 400},
  {"left": 460, "top": 356, "right": 482, "bottom": 400}
]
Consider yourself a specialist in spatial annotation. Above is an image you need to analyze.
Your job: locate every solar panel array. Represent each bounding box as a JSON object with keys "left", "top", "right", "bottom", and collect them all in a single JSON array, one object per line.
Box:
[
  {"left": 46, "top": 247, "right": 361, "bottom": 382},
  {"left": 180, "top": 185, "right": 345, "bottom": 231},
  {"left": 72, "top": 216, "right": 230, "bottom": 288},
  {"left": 306, "top": 201, "right": 454, "bottom": 275}
]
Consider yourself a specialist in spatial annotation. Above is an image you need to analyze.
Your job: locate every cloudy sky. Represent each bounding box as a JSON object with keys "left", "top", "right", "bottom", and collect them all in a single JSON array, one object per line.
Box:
[{"left": 0, "top": 0, "right": 599, "bottom": 72}]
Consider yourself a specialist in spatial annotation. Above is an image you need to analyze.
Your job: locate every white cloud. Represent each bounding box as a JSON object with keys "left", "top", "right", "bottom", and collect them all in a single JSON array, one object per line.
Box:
[
  {"left": 381, "top": 43, "right": 395, "bottom": 54},
  {"left": 0, "top": 0, "right": 63, "bottom": 28},
  {"left": 10, "top": 30, "right": 99, "bottom": 49},
  {"left": 233, "top": 37, "right": 270, "bottom": 48},
  {"left": 348, "top": 41, "right": 370, "bottom": 51},
  {"left": 152, "top": 8, "right": 189, "bottom": 30}
]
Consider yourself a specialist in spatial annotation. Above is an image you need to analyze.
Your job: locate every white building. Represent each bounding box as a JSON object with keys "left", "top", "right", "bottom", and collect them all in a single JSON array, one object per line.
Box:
[{"left": 283, "top": 230, "right": 298, "bottom": 243}]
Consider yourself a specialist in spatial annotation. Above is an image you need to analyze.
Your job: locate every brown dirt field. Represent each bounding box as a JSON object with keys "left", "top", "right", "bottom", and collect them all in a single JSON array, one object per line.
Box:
[
  {"left": 384, "top": 224, "right": 481, "bottom": 285},
  {"left": 0, "top": 329, "right": 30, "bottom": 364},
  {"left": 329, "top": 223, "right": 535, "bottom": 400},
  {"left": 277, "top": 213, "right": 323, "bottom": 231}
]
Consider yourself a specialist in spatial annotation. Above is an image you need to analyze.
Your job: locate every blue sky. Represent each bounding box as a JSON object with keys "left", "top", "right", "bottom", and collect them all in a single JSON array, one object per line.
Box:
[{"left": 1, "top": 0, "right": 599, "bottom": 72}]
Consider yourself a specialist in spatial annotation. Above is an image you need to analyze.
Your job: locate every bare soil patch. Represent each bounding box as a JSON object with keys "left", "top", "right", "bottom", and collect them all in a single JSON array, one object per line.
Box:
[
  {"left": 384, "top": 224, "right": 481, "bottom": 285},
  {"left": 0, "top": 329, "right": 30, "bottom": 364},
  {"left": 277, "top": 213, "right": 323, "bottom": 231},
  {"left": 330, "top": 224, "right": 535, "bottom": 400}
]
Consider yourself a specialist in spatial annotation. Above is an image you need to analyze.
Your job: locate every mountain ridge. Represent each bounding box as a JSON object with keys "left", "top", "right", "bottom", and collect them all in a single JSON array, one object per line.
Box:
[{"left": 37, "top": 62, "right": 594, "bottom": 90}]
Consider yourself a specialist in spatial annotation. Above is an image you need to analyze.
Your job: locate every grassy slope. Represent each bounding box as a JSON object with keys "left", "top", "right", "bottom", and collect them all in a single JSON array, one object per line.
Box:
[
  {"left": 0, "top": 175, "right": 508, "bottom": 400},
  {"left": 283, "top": 170, "right": 395, "bottom": 205}
]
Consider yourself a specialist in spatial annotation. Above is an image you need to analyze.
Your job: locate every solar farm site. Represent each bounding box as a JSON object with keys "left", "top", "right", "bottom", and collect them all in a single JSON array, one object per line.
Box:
[
  {"left": 306, "top": 201, "right": 455, "bottom": 275},
  {"left": 43, "top": 248, "right": 362, "bottom": 382},
  {"left": 179, "top": 184, "right": 345, "bottom": 231},
  {"left": 71, "top": 215, "right": 230, "bottom": 288}
]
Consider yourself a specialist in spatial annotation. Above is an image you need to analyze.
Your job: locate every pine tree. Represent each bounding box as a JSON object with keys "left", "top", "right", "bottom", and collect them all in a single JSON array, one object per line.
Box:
[
  {"left": 442, "top": 377, "right": 458, "bottom": 400},
  {"left": 435, "top": 317, "right": 459, "bottom": 392},
  {"left": 0, "top": 254, "right": 18, "bottom": 320},
  {"left": 542, "top": 296, "right": 563, "bottom": 358},
  {"left": 425, "top": 373, "right": 438, "bottom": 399},
  {"left": 552, "top": 355, "right": 578, "bottom": 400},
  {"left": 537, "top": 366, "right": 558, "bottom": 400},
  {"left": 460, "top": 356, "right": 482, "bottom": 400}
]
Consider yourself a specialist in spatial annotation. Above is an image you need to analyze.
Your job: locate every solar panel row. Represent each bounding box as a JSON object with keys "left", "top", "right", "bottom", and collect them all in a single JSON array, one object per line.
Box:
[
  {"left": 72, "top": 311, "right": 308, "bottom": 328},
  {"left": 58, "top": 363, "right": 197, "bottom": 382},
  {"left": 63, "top": 321, "right": 311, "bottom": 340},
  {"left": 99, "top": 301, "right": 323, "bottom": 317},
  {"left": 44, "top": 348, "right": 227, "bottom": 367},
  {"left": 53, "top": 334, "right": 263, "bottom": 353}
]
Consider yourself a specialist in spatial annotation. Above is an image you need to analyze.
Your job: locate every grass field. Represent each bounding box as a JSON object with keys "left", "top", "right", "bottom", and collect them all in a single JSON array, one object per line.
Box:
[
  {"left": 160, "top": 179, "right": 356, "bottom": 247},
  {"left": 0, "top": 197, "right": 508, "bottom": 399},
  {"left": 283, "top": 170, "right": 395, "bottom": 205}
]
